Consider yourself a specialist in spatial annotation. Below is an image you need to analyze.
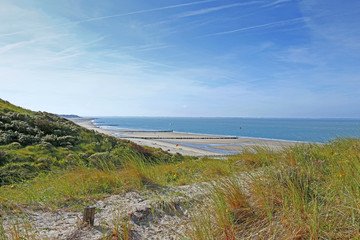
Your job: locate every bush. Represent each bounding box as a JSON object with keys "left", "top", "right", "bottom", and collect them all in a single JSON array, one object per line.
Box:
[
  {"left": 57, "top": 135, "right": 76, "bottom": 145},
  {"left": 4, "top": 123, "right": 12, "bottom": 131},
  {"left": 42, "top": 134, "right": 58, "bottom": 145},
  {"left": 5, "top": 112, "right": 29, "bottom": 121},
  {"left": 8, "top": 142, "right": 22, "bottom": 149},
  {"left": 11, "top": 120, "right": 30, "bottom": 133},
  {"left": 0, "top": 131, "right": 17, "bottom": 145},
  {"left": 39, "top": 142, "right": 53, "bottom": 149},
  {"left": 0, "top": 115, "right": 11, "bottom": 124},
  {"left": 18, "top": 133, "right": 37, "bottom": 146},
  {"left": 0, "top": 98, "right": 186, "bottom": 186}
]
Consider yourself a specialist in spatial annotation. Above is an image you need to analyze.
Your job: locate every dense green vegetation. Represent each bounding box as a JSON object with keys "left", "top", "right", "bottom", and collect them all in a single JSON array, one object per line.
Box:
[
  {"left": 1, "top": 98, "right": 360, "bottom": 239},
  {"left": 189, "top": 138, "right": 360, "bottom": 239},
  {"left": 0, "top": 99, "right": 34, "bottom": 116},
  {"left": 0, "top": 98, "right": 184, "bottom": 186}
]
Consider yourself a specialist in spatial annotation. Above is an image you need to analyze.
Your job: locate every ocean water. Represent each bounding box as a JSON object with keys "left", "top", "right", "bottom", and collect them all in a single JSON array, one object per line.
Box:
[{"left": 92, "top": 117, "right": 360, "bottom": 143}]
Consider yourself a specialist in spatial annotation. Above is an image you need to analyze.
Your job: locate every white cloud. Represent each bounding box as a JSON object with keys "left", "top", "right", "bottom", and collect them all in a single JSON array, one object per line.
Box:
[
  {"left": 300, "top": 0, "right": 360, "bottom": 52},
  {"left": 263, "top": 0, "right": 292, "bottom": 8},
  {"left": 276, "top": 47, "right": 325, "bottom": 66},
  {"left": 0, "top": 0, "right": 217, "bottom": 38},
  {"left": 177, "top": 2, "right": 262, "bottom": 18},
  {"left": 1, "top": 0, "right": 359, "bottom": 118},
  {"left": 205, "top": 17, "right": 306, "bottom": 36}
]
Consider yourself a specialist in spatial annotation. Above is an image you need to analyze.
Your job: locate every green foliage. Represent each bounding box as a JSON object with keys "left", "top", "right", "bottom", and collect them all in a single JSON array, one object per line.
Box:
[
  {"left": 189, "top": 138, "right": 360, "bottom": 239},
  {"left": 0, "top": 162, "right": 38, "bottom": 185},
  {"left": 0, "top": 98, "right": 185, "bottom": 186},
  {"left": 0, "top": 99, "right": 34, "bottom": 116}
]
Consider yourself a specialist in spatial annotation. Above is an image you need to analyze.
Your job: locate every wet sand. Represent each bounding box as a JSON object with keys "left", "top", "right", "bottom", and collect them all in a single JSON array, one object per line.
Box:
[{"left": 70, "top": 118, "right": 298, "bottom": 156}]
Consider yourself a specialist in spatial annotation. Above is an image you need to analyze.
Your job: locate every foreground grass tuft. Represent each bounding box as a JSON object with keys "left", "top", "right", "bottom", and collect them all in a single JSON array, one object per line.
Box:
[
  {"left": 188, "top": 138, "right": 360, "bottom": 239},
  {"left": 0, "top": 155, "right": 240, "bottom": 211}
]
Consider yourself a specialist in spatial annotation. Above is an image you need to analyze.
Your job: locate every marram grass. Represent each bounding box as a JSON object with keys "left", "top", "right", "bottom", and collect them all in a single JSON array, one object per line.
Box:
[
  {"left": 0, "top": 154, "right": 240, "bottom": 211},
  {"left": 187, "top": 138, "right": 360, "bottom": 239},
  {"left": 1, "top": 138, "right": 360, "bottom": 239}
]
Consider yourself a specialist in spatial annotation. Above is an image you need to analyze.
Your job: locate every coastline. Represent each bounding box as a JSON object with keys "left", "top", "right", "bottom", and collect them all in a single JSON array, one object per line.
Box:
[{"left": 70, "top": 118, "right": 298, "bottom": 156}]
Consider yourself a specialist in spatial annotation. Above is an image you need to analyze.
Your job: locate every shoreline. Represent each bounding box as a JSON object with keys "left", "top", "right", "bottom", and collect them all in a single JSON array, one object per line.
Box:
[
  {"left": 93, "top": 119, "right": 311, "bottom": 144},
  {"left": 70, "top": 118, "right": 298, "bottom": 156}
]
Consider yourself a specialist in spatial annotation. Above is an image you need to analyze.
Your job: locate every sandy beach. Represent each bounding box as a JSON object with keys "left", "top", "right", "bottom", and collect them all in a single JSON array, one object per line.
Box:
[{"left": 71, "top": 118, "right": 298, "bottom": 156}]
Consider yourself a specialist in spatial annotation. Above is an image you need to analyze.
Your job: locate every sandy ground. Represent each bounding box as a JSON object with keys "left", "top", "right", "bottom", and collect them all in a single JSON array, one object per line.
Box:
[
  {"left": 2, "top": 174, "right": 251, "bottom": 239},
  {"left": 2, "top": 180, "right": 215, "bottom": 239},
  {"left": 70, "top": 118, "right": 297, "bottom": 156}
]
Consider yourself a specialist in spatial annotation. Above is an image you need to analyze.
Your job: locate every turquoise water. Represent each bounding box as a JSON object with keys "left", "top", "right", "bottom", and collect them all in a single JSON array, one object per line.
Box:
[{"left": 92, "top": 117, "right": 360, "bottom": 143}]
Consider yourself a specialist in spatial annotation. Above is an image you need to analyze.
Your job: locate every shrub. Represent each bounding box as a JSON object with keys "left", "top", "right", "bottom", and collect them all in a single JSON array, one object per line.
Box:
[
  {"left": 11, "top": 120, "right": 29, "bottom": 133},
  {"left": 0, "top": 131, "right": 17, "bottom": 145},
  {"left": 42, "top": 134, "right": 58, "bottom": 145},
  {"left": 18, "top": 133, "right": 37, "bottom": 146},
  {"left": 57, "top": 135, "right": 76, "bottom": 145},
  {"left": 34, "top": 118, "right": 58, "bottom": 135},
  {"left": 39, "top": 142, "right": 53, "bottom": 149},
  {"left": 8, "top": 142, "right": 22, "bottom": 149}
]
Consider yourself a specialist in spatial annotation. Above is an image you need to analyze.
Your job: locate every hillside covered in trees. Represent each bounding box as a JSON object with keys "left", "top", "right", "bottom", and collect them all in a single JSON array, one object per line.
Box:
[{"left": 0, "top": 98, "right": 183, "bottom": 186}]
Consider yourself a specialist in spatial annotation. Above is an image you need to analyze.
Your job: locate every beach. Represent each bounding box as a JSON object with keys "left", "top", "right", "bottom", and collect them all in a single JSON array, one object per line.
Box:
[{"left": 71, "top": 118, "right": 298, "bottom": 156}]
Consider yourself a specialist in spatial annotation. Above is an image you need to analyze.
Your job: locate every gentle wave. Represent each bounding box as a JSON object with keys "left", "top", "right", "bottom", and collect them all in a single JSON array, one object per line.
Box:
[{"left": 92, "top": 117, "right": 360, "bottom": 143}]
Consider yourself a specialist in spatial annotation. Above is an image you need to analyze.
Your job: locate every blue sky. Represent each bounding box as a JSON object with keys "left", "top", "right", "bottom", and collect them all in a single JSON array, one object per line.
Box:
[{"left": 0, "top": 0, "right": 359, "bottom": 118}]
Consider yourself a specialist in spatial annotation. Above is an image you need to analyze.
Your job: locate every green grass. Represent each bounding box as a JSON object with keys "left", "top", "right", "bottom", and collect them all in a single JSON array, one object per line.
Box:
[
  {"left": 0, "top": 99, "right": 34, "bottom": 116},
  {"left": 0, "top": 97, "right": 188, "bottom": 185},
  {"left": 1, "top": 138, "right": 360, "bottom": 239},
  {"left": 0, "top": 154, "right": 240, "bottom": 211},
  {"left": 2, "top": 98, "right": 360, "bottom": 239},
  {"left": 187, "top": 138, "right": 360, "bottom": 239}
]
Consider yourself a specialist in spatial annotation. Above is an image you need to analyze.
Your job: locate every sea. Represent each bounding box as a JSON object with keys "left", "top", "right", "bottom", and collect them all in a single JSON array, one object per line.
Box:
[{"left": 92, "top": 117, "right": 360, "bottom": 143}]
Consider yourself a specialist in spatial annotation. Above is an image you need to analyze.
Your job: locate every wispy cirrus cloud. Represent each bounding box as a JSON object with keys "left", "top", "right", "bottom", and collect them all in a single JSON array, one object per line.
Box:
[
  {"left": 0, "top": 34, "right": 70, "bottom": 55},
  {"left": 300, "top": 0, "right": 360, "bottom": 52},
  {"left": 79, "top": 0, "right": 217, "bottom": 22},
  {"left": 120, "top": 43, "right": 171, "bottom": 52},
  {"left": 1, "top": 0, "right": 359, "bottom": 117},
  {"left": 0, "top": 0, "right": 217, "bottom": 38},
  {"left": 176, "top": 1, "right": 262, "bottom": 18},
  {"left": 263, "top": 0, "right": 292, "bottom": 8},
  {"left": 0, "top": 38, "right": 41, "bottom": 54},
  {"left": 204, "top": 17, "right": 306, "bottom": 36}
]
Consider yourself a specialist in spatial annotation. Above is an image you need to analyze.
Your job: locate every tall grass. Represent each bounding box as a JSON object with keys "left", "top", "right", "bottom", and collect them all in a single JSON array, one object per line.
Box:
[
  {"left": 188, "top": 138, "right": 360, "bottom": 239},
  {"left": 110, "top": 208, "right": 132, "bottom": 240},
  {"left": 0, "top": 216, "right": 40, "bottom": 240},
  {"left": 0, "top": 153, "right": 240, "bottom": 211},
  {"left": 3, "top": 137, "right": 359, "bottom": 239}
]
